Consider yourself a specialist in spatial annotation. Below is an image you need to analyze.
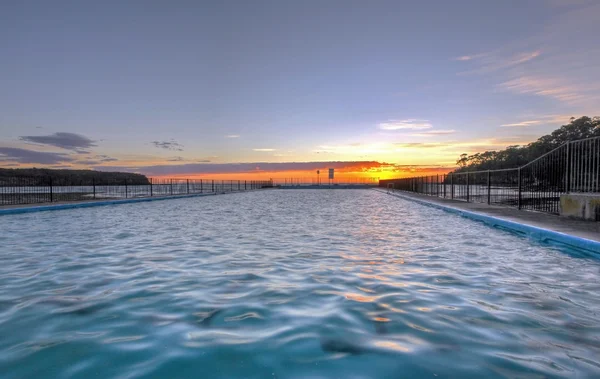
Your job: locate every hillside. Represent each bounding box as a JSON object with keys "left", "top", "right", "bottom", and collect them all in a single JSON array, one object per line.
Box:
[{"left": 0, "top": 168, "right": 150, "bottom": 185}]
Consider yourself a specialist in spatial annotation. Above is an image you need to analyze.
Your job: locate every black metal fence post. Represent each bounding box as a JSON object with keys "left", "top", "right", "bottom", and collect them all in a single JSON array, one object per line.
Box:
[
  {"left": 487, "top": 170, "right": 491, "bottom": 204},
  {"left": 150, "top": 178, "right": 153, "bottom": 197},
  {"left": 125, "top": 178, "right": 128, "bottom": 199},
  {"left": 200, "top": 179, "right": 203, "bottom": 193},
  {"left": 443, "top": 175, "right": 446, "bottom": 198},
  {"left": 170, "top": 179, "right": 173, "bottom": 195},
  {"left": 245, "top": 180, "right": 247, "bottom": 190},
  {"left": 212, "top": 180, "right": 214, "bottom": 193},
  {"left": 450, "top": 173, "right": 454, "bottom": 199},
  {"left": 466, "top": 173, "right": 470, "bottom": 202},
  {"left": 518, "top": 168, "right": 522, "bottom": 210},
  {"left": 49, "top": 176, "right": 53, "bottom": 202},
  {"left": 565, "top": 141, "right": 571, "bottom": 193},
  {"left": 93, "top": 177, "right": 96, "bottom": 200},
  {"left": 187, "top": 179, "right": 190, "bottom": 194}
]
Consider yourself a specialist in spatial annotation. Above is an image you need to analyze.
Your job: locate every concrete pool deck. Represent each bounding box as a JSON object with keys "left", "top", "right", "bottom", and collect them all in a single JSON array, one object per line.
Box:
[{"left": 378, "top": 189, "right": 600, "bottom": 253}]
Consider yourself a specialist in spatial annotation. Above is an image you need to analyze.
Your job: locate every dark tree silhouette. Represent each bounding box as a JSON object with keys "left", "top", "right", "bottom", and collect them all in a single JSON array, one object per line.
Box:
[{"left": 453, "top": 116, "right": 600, "bottom": 172}]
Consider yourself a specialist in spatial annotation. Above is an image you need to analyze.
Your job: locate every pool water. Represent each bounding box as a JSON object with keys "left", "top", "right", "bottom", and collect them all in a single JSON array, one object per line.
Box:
[{"left": 0, "top": 189, "right": 599, "bottom": 378}]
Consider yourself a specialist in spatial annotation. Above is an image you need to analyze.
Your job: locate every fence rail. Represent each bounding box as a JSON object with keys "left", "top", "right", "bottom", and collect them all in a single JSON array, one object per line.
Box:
[
  {"left": 380, "top": 136, "right": 600, "bottom": 215},
  {"left": 0, "top": 177, "right": 273, "bottom": 206}
]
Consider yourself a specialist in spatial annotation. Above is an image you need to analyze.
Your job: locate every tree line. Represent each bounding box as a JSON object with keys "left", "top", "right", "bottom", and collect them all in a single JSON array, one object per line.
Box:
[
  {"left": 0, "top": 168, "right": 150, "bottom": 185},
  {"left": 453, "top": 116, "right": 600, "bottom": 172}
]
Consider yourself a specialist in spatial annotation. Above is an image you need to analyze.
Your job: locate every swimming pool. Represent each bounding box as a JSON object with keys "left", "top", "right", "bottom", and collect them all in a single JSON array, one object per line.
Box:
[{"left": 1, "top": 189, "right": 599, "bottom": 378}]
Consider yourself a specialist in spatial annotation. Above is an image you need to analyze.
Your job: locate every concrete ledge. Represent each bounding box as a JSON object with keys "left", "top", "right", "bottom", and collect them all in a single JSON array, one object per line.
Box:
[
  {"left": 560, "top": 193, "right": 600, "bottom": 221},
  {"left": 0, "top": 192, "right": 222, "bottom": 216},
  {"left": 380, "top": 189, "right": 600, "bottom": 255}
]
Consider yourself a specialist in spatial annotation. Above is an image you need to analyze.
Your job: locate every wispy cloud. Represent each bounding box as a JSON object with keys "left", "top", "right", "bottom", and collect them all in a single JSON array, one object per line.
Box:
[
  {"left": 225, "top": 134, "right": 240, "bottom": 138},
  {"left": 94, "top": 154, "right": 118, "bottom": 162},
  {"left": 453, "top": 1, "right": 600, "bottom": 109},
  {"left": 500, "top": 114, "right": 575, "bottom": 127},
  {"left": 394, "top": 142, "right": 449, "bottom": 149},
  {"left": 378, "top": 119, "right": 432, "bottom": 130},
  {"left": 511, "top": 50, "right": 542, "bottom": 65},
  {"left": 75, "top": 160, "right": 101, "bottom": 166},
  {"left": 498, "top": 76, "right": 584, "bottom": 104},
  {"left": 411, "top": 129, "right": 456, "bottom": 137},
  {"left": 253, "top": 148, "right": 276, "bottom": 152},
  {"left": 152, "top": 139, "right": 184, "bottom": 151},
  {"left": 457, "top": 50, "right": 542, "bottom": 75},
  {"left": 453, "top": 52, "right": 490, "bottom": 61},
  {"left": 0, "top": 147, "right": 75, "bottom": 164},
  {"left": 314, "top": 143, "right": 391, "bottom": 155},
  {"left": 501, "top": 120, "right": 542, "bottom": 127},
  {"left": 19, "top": 132, "right": 97, "bottom": 151}
]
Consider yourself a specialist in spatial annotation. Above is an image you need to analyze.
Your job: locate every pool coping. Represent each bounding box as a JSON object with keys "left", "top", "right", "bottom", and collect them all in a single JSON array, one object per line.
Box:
[
  {"left": 377, "top": 189, "right": 600, "bottom": 255},
  {"left": 0, "top": 191, "right": 257, "bottom": 216}
]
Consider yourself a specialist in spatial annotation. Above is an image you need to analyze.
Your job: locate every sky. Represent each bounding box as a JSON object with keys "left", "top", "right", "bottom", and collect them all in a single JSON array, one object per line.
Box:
[{"left": 1, "top": 0, "right": 599, "bottom": 180}]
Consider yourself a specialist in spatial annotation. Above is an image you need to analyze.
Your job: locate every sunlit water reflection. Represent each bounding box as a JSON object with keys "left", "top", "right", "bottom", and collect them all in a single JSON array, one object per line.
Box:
[{"left": 0, "top": 189, "right": 599, "bottom": 378}]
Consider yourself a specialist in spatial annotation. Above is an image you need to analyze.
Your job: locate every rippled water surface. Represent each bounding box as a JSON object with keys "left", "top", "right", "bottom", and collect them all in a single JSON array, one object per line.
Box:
[{"left": 1, "top": 189, "right": 600, "bottom": 378}]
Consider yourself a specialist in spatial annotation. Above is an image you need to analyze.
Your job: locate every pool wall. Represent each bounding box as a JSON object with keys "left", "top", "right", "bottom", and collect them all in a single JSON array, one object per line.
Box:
[
  {"left": 0, "top": 190, "right": 264, "bottom": 216},
  {"left": 382, "top": 189, "right": 600, "bottom": 255}
]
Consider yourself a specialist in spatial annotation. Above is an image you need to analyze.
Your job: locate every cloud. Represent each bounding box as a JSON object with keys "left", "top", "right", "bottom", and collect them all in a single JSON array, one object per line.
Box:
[
  {"left": 166, "top": 156, "right": 211, "bottom": 163},
  {"left": 19, "top": 132, "right": 97, "bottom": 151},
  {"left": 0, "top": 147, "right": 75, "bottom": 164},
  {"left": 511, "top": 50, "right": 542, "bottom": 65},
  {"left": 411, "top": 129, "right": 456, "bottom": 137},
  {"left": 501, "top": 120, "right": 542, "bottom": 127},
  {"left": 253, "top": 148, "right": 276, "bottom": 152},
  {"left": 497, "top": 76, "right": 584, "bottom": 104},
  {"left": 313, "top": 143, "right": 391, "bottom": 155},
  {"left": 225, "top": 134, "right": 240, "bottom": 138},
  {"left": 379, "top": 119, "right": 432, "bottom": 130},
  {"left": 91, "top": 154, "right": 118, "bottom": 162},
  {"left": 500, "top": 114, "right": 576, "bottom": 128},
  {"left": 75, "top": 160, "right": 101, "bottom": 165},
  {"left": 394, "top": 142, "right": 449, "bottom": 149},
  {"left": 457, "top": 50, "right": 542, "bottom": 75},
  {"left": 152, "top": 140, "right": 184, "bottom": 151},
  {"left": 453, "top": 52, "right": 490, "bottom": 61}
]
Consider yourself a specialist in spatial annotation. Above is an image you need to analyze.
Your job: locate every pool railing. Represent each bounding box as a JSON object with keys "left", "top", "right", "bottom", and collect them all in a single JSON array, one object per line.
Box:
[
  {"left": 380, "top": 136, "right": 600, "bottom": 215},
  {"left": 0, "top": 177, "right": 273, "bottom": 206}
]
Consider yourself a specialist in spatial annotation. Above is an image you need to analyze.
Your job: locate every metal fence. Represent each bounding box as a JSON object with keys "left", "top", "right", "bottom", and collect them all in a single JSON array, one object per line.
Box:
[
  {"left": 0, "top": 177, "right": 273, "bottom": 206},
  {"left": 380, "top": 136, "right": 600, "bottom": 215}
]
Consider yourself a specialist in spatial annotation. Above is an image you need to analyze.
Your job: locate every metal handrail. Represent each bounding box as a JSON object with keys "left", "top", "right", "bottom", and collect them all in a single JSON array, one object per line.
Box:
[
  {"left": 0, "top": 177, "right": 274, "bottom": 206},
  {"left": 380, "top": 135, "right": 600, "bottom": 214}
]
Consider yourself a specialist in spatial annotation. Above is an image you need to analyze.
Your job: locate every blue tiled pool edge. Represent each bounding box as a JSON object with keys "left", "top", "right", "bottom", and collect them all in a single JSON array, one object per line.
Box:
[
  {"left": 380, "top": 189, "right": 600, "bottom": 255},
  {"left": 0, "top": 192, "right": 223, "bottom": 216}
]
